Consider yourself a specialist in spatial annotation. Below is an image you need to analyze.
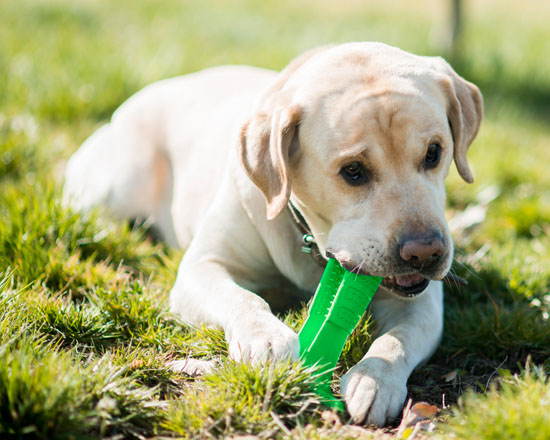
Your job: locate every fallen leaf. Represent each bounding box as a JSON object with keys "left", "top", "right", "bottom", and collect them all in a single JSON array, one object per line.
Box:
[
  {"left": 397, "top": 400, "right": 439, "bottom": 439},
  {"left": 410, "top": 402, "right": 438, "bottom": 418},
  {"left": 442, "top": 369, "right": 458, "bottom": 383}
]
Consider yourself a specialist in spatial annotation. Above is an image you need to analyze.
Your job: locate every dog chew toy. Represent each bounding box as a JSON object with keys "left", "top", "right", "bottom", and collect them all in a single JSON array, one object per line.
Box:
[{"left": 298, "top": 258, "right": 382, "bottom": 412}]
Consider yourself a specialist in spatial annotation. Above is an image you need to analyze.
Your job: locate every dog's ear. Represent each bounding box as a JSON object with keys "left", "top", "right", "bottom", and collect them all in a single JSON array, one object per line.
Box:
[
  {"left": 431, "top": 58, "right": 484, "bottom": 183},
  {"left": 239, "top": 105, "right": 301, "bottom": 220},
  {"left": 239, "top": 46, "right": 330, "bottom": 220}
]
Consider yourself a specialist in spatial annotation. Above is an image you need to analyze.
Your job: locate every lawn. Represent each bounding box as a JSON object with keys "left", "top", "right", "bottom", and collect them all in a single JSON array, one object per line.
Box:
[{"left": 1, "top": 0, "right": 549, "bottom": 438}]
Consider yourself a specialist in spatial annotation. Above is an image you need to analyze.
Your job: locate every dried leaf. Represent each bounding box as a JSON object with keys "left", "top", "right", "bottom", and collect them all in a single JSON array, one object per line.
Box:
[
  {"left": 442, "top": 369, "right": 458, "bottom": 382},
  {"left": 410, "top": 402, "right": 439, "bottom": 418},
  {"left": 397, "top": 399, "right": 439, "bottom": 439}
]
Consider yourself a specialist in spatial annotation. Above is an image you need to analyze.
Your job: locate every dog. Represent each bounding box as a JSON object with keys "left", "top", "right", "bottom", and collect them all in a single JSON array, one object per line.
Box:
[{"left": 64, "top": 42, "right": 483, "bottom": 426}]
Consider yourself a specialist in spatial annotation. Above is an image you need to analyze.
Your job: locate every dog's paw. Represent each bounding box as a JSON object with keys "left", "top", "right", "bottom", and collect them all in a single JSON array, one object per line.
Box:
[
  {"left": 228, "top": 314, "right": 299, "bottom": 364},
  {"left": 341, "top": 358, "right": 408, "bottom": 426}
]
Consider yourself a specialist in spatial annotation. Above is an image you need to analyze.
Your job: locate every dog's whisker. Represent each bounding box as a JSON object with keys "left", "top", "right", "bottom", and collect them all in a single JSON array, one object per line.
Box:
[
  {"left": 453, "top": 259, "right": 481, "bottom": 281},
  {"left": 350, "top": 257, "right": 368, "bottom": 275},
  {"left": 446, "top": 270, "right": 461, "bottom": 296},
  {"left": 359, "top": 258, "right": 367, "bottom": 274}
]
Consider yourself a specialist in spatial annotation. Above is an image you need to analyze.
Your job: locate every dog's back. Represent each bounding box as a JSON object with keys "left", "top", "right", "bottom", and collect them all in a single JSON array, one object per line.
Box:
[{"left": 63, "top": 65, "right": 276, "bottom": 247}]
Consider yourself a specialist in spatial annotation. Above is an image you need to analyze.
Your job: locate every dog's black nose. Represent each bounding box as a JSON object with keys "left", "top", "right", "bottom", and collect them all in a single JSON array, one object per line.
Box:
[{"left": 398, "top": 234, "right": 445, "bottom": 270}]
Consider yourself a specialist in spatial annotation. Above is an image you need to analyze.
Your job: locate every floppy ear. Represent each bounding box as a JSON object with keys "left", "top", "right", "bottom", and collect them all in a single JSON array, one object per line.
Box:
[
  {"left": 239, "top": 105, "right": 301, "bottom": 220},
  {"left": 239, "top": 46, "right": 330, "bottom": 220},
  {"left": 432, "top": 58, "right": 484, "bottom": 183}
]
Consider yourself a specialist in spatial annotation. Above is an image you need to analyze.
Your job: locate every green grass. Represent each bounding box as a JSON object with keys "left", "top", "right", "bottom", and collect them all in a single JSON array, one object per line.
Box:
[
  {"left": 439, "top": 366, "right": 550, "bottom": 440},
  {"left": 0, "top": 336, "right": 161, "bottom": 439},
  {"left": 163, "top": 360, "right": 322, "bottom": 437},
  {"left": 1, "top": 0, "right": 549, "bottom": 438}
]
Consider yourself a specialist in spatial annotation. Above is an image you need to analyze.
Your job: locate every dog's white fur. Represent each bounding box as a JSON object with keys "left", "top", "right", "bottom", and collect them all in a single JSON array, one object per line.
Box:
[{"left": 64, "top": 43, "right": 482, "bottom": 426}]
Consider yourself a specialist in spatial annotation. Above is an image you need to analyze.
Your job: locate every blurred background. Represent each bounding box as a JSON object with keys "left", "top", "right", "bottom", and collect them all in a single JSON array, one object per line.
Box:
[
  {"left": 1, "top": 0, "right": 549, "bottom": 195},
  {"left": 2, "top": 0, "right": 549, "bottom": 124}
]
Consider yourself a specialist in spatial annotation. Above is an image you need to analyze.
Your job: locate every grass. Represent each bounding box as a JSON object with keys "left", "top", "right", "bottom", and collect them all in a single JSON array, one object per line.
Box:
[
  {"left": 1, "top": 0, "right": 549, "bottom": 438},
  {"left": 163, "top": 360, "right": 322, "bottom": 438},
  {"left": 0, "top": 335, "right": 162, "bottom": 439},
  {"left": 438, "top": 365, "right": 550, "bottom": 440}
]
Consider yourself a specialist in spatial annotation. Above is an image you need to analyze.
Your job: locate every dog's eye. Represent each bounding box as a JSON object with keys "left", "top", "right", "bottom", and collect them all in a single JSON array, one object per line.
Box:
[
  {"left": 340, "top": 162, "right": 369, "bottom": 186},
  {"left": 424, "top": 143, "right": 441, "bottom": 169}
]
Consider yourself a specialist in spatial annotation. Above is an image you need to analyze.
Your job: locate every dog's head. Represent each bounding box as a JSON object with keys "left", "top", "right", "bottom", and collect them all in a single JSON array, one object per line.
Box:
[{"left": 239, "top": 43, "right": 483, "bottom": 297}]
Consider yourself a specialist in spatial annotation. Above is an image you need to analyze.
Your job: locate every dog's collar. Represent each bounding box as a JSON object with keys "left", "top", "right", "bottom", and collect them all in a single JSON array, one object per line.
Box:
[
  {"left": 287, "top": 201, "right": 467, "bottom": 287},
  {"left": 287, "top": 200, "right": 328, "bottom": 268}
]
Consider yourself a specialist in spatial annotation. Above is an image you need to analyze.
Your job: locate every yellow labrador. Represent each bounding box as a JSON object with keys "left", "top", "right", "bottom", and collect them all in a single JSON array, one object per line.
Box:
[{"left": 64, "top": 42, "right": 482, "bottom": 425}]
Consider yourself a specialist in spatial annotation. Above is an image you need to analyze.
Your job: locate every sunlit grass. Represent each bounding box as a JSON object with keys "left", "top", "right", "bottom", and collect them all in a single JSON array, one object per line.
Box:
[
  {"left": 439, "top": 366, "right": 550, "bottom": 440},
  {"left": 163, "top": 360, "right": 322, "bottom": 437}
]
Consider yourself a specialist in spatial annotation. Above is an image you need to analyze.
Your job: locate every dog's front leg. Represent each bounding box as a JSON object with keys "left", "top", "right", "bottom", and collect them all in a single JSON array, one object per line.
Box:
[
  {"left": 170, "top": 259, "right": 299, "bottom": 363},
  {"left": 341, "top": 281, "right": 443, "bottom": 426},
  {"left": 169, "top": 178, "right": 301, "bottom": 364}
]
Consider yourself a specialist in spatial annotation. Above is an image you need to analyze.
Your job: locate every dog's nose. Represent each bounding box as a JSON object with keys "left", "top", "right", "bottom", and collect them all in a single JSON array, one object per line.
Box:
[{"left": 398, "top": 234, "right": 445, "bottom": 270}]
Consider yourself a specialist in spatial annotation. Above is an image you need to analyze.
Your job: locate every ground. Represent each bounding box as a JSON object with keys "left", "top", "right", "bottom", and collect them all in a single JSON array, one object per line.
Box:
[{"left": 1, "top": 0, "right": 549, "bottom": 438}]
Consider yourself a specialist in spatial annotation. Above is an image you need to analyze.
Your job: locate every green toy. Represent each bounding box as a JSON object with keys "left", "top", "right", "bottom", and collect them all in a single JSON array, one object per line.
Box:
[{"left": 298, "top": 258, "right": 382, "bottom": 411}]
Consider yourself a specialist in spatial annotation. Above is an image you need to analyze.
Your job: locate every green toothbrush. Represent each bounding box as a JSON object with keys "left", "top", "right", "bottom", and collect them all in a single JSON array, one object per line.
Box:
[{"left": 298, "top": 258, "right": 382, "bottom": 411}]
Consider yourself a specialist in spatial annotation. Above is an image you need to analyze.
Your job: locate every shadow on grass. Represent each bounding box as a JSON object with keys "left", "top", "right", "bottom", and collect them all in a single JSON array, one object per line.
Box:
[
  {"left": 407, "top": 257, "right": 550, "bottom": 409},
  {"left": 439, "top": 259, "right": 550, "bottom": 363}
]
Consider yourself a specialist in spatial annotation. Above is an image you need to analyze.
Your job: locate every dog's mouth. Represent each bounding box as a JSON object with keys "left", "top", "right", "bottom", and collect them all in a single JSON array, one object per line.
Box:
[
  {"left": 338, "top": 259, "right": 431, "bottom": 297},
  {"left": 381, "top": 273, "right": 430, "bottom": 297}
]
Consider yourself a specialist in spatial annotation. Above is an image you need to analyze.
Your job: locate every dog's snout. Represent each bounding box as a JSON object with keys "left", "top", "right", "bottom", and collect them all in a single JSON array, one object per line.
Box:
[{"left": 398, "top": 234, "right": 445, "bottom": 270}]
